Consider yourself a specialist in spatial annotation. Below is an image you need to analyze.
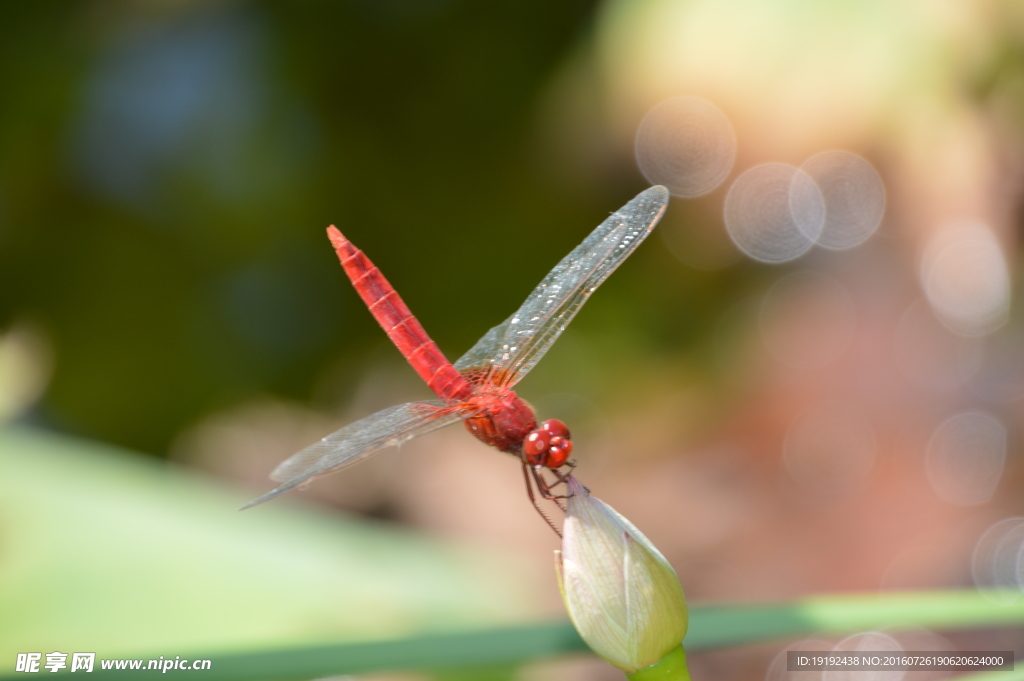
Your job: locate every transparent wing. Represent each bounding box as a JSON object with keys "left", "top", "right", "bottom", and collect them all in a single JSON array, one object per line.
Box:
[
  {"left": 240, "top": 400, "right": 475, "bottom": 509},
  {"left": 454, "top": 315, "right": 512, "bottom": 374},
  {"left": 455, "top": 186, "right": 669, "bottom": 386}
]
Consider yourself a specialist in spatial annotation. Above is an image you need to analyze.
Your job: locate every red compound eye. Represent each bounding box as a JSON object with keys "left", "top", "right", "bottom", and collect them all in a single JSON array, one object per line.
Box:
[
  {"left": 549, "top": 436, "right": 572, "bottom": 455},
  {"left": 544, "top": 444, "right": 570, "bottom": 468},
  {"left": 543, "top": 436, "right": 573, "bottom": 468},
  {"left": 523, "top": 430, "right": 550, "bottom": 465},
  {"left": 541, "top": 418, "right": 570, "bottom": 439}
]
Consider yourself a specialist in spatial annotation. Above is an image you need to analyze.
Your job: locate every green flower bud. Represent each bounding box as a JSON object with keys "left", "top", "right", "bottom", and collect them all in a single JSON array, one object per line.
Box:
[{"left": 555, "top": 477, "right": 689, "bottom": 676}]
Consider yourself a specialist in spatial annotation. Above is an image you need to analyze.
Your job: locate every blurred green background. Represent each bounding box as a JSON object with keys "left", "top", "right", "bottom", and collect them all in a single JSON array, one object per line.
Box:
[
  {"left": 5, "top": 1, "right": 1024, "bottom": 679},
  {"left": 0, "top": 0, "right": 631, "bottom": 453}
]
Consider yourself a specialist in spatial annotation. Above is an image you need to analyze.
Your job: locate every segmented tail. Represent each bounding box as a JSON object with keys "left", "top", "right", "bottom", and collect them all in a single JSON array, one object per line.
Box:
[{"left": 327, "top": 226, "right": 473, "bottom": 402}]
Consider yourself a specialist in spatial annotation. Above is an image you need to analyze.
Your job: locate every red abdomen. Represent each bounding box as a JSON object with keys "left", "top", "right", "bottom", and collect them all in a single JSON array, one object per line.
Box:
[{"left": 327, "top": 226, "right": 472, "bottom": 403}]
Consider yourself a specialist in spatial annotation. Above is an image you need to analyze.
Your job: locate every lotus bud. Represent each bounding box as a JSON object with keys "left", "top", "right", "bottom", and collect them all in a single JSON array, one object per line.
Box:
[{"left": 555, "top": 477, "right": 690, "bottom": 679}]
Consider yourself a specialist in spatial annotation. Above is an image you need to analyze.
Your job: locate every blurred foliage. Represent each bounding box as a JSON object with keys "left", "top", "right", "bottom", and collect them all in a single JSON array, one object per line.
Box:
[
  {"left": 2, "top": 0, "right": 730, "bottom": 455},
  {"left": 4, "top": 412, "right": 1022, "bottom": 673},
  {"left": 0, "top": 425, "right": 544, "bottom": 658}
]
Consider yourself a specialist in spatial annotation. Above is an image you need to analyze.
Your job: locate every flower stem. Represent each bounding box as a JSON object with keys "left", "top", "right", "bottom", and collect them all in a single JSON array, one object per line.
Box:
[{"left": 627, "top": 645, "right": 691, "bottom": 681}]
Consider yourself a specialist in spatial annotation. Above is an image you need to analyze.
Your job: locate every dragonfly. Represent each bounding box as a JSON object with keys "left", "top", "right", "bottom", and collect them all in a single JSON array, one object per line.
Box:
[{"left": 242, "top": 186, "right": 669, "bottom": 532}]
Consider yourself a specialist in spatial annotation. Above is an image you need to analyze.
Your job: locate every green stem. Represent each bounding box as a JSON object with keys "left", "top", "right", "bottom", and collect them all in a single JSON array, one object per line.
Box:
[
  {"left": 686, "top": 589, "right": 1024, "bottom": 649},
  {"left": 628, "top": 645, "right": 691, "bottom": 681}
]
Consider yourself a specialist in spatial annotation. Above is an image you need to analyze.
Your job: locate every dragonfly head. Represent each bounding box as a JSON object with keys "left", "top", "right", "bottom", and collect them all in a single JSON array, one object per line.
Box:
[{"left": 523, "top": 418, "right": 573, "bottom": 468}]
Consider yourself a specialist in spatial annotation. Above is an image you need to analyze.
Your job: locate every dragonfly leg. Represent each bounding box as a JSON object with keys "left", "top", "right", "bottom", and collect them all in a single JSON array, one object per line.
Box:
[
  {"left": 545, "top": 461, "right": 576, "bottom": 487},
  {"left": 521, "top": 460, "right": 562, "bottom": 537},
  {"left": 530, "top": 466, "right": 574, "bottom": 512}
]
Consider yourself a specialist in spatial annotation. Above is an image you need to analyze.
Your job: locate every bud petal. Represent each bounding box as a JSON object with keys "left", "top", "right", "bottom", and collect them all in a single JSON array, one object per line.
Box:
[{"left": 556, "top": 477, "right": 689, "bottom": 675}]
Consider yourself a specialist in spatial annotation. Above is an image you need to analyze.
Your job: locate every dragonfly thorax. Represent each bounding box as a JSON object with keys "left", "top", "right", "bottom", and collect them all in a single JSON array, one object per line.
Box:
[
  {"left": 463, "top": 389, "right": 575, "bottom": 469},
  {"left": 463, "top": 390, "right": 537, "bottom": 454}
]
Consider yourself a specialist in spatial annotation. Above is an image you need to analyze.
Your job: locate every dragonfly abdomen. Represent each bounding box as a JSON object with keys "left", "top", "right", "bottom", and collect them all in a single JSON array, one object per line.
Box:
[{"left": 327, "top": 226, "right": 473, "bottom": 402}]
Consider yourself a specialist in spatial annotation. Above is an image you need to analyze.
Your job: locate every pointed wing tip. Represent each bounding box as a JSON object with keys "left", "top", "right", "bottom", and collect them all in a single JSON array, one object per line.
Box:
[
  {"left": 642, "top": 185, "right": 670, "bottom": 205},
  {"left": 623, "top": 186, "right": 669, "bottom": 229},
  {"left": 238, "top": 479, "right": 304, "bottom": 510},
  {"left": 238, "top": 490, "right": 281, "bottom": 510}
]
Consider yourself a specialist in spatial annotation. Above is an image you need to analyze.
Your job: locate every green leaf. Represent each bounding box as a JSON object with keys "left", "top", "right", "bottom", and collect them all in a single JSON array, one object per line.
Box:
[{"left": 0, "top": 425, "right": 545, "bottom": 657}]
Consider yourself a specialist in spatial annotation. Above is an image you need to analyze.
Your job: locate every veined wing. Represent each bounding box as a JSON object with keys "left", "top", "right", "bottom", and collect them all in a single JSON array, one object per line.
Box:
[
  {"left": 455, "top": 186, "right": 669, "bottom": 386},
  {"left": 240, "top": 400, "right": 476, "bottom": 509}
]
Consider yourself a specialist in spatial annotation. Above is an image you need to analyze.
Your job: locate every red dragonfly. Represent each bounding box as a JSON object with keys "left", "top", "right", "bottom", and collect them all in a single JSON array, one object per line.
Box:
[{"left": 242, "top": 186, "right": 668, "bottom": 531}]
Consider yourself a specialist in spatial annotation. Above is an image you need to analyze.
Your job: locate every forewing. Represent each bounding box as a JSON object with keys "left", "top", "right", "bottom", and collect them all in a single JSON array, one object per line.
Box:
[
  {"left": 455, "top": 186, "right": 668, "bottom": 386},
  {"left": 454, "top": 315, "right": 511, "bottom": 376},
  {"left": 240, "top": 400, "right": 474, "bottom": 509}
]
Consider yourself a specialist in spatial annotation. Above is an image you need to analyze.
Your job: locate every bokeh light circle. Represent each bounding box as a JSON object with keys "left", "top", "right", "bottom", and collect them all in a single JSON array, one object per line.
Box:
[
  {"left": 765, "top": 639, "right": 832, "bottom": 681},
  {"left": 920, "top": 221, "right": 1010, "bottom": 337},
  {"left": 972, "top": 517, "right": 1024, "bottom": 601},
  {"left": 799, "top": 151, "right": 885, "bottom": 250},
  {"left": 824, "top": 632, "right": 903, "bottom": 681},
  {"left": 926, "top": 411, "right": 1006, "bottom": 506},
  {"left": 635, "top": 96, "right": 736, "bottom": 198},
  {"left": 724, "top": 163, "right": 824, "bottom": 263}
]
